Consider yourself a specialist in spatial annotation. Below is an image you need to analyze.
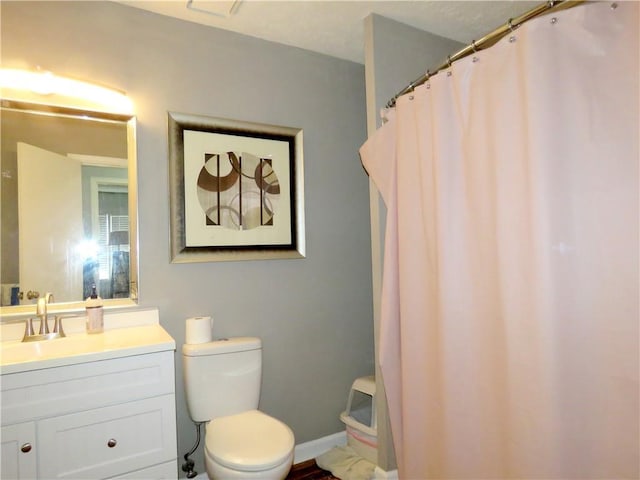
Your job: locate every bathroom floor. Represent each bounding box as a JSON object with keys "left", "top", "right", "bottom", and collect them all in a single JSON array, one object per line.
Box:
[{"left": 286, "top": 459, "right": 339, "bottom": 480}]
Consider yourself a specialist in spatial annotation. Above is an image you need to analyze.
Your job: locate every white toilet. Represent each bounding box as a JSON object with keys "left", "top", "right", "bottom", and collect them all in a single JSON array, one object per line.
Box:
[{"left": 182, "top": 337, "right": 295, "bottom": 480}]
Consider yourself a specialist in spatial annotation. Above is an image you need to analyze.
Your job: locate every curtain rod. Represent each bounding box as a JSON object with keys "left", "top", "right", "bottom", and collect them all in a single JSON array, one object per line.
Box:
[{"left": 385, "top": 0, "right": 586, "bottom": 109}]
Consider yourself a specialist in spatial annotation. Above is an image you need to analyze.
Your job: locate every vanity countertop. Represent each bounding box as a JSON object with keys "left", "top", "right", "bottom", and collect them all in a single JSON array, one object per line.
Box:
[{"left": 0, "top": 307, "right": 175, "bottom": 375}]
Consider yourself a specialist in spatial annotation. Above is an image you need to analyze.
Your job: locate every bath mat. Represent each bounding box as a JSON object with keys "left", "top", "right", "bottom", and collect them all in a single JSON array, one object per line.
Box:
[{"left": 316, "top": 445, "right": 376, "bottom": 480}]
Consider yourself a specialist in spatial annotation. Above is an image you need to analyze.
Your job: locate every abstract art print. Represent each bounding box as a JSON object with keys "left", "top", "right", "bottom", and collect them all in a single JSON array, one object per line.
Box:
[{"left": 168, "top": 112, "right": 305, "bottom": 262}]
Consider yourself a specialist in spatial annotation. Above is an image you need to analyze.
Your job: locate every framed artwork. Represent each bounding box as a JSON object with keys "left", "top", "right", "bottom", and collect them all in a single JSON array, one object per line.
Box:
[{"left": 168, "top": 112, "right": 305, "bottom": 262}]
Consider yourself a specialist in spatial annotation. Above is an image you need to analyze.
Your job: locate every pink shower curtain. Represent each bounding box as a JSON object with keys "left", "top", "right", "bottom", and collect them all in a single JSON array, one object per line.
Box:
[{"left": 360, "top": 2, "right": 638, "bottom": 479}]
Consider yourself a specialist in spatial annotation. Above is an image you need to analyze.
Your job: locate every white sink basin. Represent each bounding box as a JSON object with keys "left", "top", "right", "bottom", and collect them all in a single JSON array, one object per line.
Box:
[{"left": 2, "top": 333, "right": 106, "bottom": 365}]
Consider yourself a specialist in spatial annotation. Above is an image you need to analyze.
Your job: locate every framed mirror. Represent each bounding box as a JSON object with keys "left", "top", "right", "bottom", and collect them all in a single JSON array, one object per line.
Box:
[{"left": 0, "top": 99, "right": 138, "bottom": 316}]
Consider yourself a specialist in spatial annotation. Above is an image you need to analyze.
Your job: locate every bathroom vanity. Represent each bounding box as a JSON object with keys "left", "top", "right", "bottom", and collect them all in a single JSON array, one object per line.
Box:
[{"left": 0, "top": 308, "right": 178, "bottom": 479}]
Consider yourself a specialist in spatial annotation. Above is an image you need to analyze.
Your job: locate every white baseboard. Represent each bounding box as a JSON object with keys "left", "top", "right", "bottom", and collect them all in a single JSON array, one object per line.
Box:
[
  {"left": 374, "top": 466, "right": 399, "bottom": 480},
  {"left": 293, "top": 430, "right": 347, "bottom": 464}
]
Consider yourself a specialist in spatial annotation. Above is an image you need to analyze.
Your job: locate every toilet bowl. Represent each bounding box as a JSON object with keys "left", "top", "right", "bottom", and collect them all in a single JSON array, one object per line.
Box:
[
  {"left": 182, "top": 337, "right": 295, "bottom": 480},
  {"left": 204, "top": 410, "right": 294, "bottom": 480}
]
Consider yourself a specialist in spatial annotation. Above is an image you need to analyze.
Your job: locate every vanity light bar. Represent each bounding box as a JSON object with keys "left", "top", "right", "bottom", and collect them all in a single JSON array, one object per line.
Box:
[{"left": 0, "top": 68, "right": 134, "bottom": 116}]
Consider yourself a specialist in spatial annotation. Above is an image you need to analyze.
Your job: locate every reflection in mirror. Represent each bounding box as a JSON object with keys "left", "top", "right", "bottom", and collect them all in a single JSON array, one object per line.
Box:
[{"left": 0, "top": 100, "right": 138, "bottom": 315}]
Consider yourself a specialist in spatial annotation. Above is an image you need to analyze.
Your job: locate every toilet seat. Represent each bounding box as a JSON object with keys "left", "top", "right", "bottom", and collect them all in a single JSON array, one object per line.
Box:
[{"left": 206, "top": 410, "right": 294, "bottom": 472}]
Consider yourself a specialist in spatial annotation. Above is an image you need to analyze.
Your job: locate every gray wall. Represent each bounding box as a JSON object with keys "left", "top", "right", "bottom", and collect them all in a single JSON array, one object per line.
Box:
[
  {"left": 1, "top": 1, "right": 374, "bottom": 475},
  {"left": 362, "top": 13, "right": 464, "bottom": 472},
  {"left": 365, "top": 14, "right": 464, "bottom": 128}
]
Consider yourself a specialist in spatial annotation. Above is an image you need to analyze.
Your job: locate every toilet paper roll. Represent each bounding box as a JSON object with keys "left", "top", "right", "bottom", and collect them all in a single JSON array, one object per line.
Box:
[{"left": 185, "top": 316, "right": 213, "bottom": 344}]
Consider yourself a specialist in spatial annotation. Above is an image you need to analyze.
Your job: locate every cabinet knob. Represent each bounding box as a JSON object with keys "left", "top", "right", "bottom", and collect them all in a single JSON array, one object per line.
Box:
[
  {"left": 107, "top": 438, "right": 117, "bottom": 448},
  {"left": 20, "top": 443, "right": 32, "bottom": 453}
]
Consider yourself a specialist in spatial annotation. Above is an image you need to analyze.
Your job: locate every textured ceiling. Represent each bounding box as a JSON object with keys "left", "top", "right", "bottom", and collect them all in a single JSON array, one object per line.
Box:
[{"left": 117, "top": 1, "right": 541, "bottom": 64}]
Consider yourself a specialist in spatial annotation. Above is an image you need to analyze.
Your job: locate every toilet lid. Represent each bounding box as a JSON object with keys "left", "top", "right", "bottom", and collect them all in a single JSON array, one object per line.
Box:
[{"left": 206, "top": 410, "right": 294, "bottom": 472}]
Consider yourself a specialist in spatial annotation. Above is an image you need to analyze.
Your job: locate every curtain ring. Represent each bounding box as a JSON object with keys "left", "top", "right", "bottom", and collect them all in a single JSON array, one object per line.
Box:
[
  {"left": 508, "top": 18, "right": 517, "bottom": 43},
  {"left": 447, "top": 55, "right": 452, "bottom": 68},
  {"left": 471, "top": 40, "right": 478, "bottom": 53}
]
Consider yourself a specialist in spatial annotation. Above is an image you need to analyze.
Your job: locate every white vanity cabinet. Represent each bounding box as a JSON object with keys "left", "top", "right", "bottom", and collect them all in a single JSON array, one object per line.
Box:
[{"left": 1, "top": 348, "right": 178, "bottom": 479}]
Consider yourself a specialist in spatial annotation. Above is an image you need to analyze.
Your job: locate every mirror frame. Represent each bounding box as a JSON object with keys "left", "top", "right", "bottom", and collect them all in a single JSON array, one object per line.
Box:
[{"left": 0, "top": 99, "right": 138, "bottom": 318}]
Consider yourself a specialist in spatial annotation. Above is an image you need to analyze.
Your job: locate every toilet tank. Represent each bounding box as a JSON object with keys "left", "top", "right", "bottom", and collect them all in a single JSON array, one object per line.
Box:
[{"left": 183, "top": 337, "right": 262, "bottom": 422}]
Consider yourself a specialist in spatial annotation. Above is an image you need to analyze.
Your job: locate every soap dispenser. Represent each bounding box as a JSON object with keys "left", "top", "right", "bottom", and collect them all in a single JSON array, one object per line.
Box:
[{"left": 85, "top": 284, "right": 104, "bottom": 333}]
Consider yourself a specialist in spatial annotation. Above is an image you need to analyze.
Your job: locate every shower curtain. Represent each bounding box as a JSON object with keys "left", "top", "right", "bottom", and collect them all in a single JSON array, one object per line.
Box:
[{"left": 360, "top": 2, "right": 638, "bottom": 479}]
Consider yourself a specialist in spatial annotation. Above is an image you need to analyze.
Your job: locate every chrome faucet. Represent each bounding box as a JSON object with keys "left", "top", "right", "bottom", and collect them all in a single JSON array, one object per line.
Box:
[{"left": 23, "top": 292, "right": 65, "bottom": 342}]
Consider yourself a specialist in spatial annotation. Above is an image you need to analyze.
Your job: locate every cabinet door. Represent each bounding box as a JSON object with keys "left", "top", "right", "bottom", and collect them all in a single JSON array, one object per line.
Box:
[
  {"left": 37, "top": 395, "right": 176, "bottom": 479},
  {"left": 1, "top": 422, "right": 37, "bottom": 479}
]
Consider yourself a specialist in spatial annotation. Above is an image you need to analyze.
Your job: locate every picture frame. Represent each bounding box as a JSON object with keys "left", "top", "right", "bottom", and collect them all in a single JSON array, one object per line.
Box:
[{"left": 168, "top": 112, "right": 305, "bottom": 262}]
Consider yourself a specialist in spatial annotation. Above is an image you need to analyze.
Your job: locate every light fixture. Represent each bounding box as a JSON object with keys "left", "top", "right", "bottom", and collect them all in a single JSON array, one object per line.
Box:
[{"left": 0, "top": 68, "right": 134, "bottom": 115}]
